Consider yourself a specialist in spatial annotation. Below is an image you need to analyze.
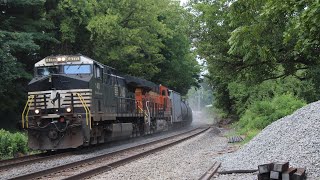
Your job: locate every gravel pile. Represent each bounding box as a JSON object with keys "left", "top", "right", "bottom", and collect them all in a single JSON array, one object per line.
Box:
[
  {"left": 217, "top": 101, "right": 320, "bottom": 179},
  {"left": 92, "top": 128, "right": 227, "bottom": 180}
]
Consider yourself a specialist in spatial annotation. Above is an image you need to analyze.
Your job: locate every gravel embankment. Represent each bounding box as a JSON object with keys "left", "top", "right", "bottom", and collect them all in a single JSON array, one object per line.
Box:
[
  {"left": 91, "top": 127, "right": 229, "bottom": 180},
  {"left": 216, "top": 101, "right": 320, "bottom": 179},
  {"left": 1, "top": 125, "right": 205, "bottom": 180},
  {"left": 214, "top": 173, "right": 256, "bottom": 180}
]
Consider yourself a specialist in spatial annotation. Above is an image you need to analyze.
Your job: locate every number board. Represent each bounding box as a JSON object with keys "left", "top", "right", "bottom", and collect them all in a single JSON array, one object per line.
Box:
[{"left": 45, "top": 56, "right": 81, "bottom": 63}]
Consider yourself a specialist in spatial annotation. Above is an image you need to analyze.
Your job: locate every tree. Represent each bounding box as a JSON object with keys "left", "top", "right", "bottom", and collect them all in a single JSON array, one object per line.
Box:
[
  {"left": 153, "top": 1, "right": 200, "bottom": 94},
  {"left": 46, "top": 0, "right": 96, "bottom": 55},
  {"left": 192, "top": 0, "right": 236, "bottom": 113},
  {"left": 192, "top": 0, "right": 320, "bottom": 117},
  {"left": 87, "top": 0, "right": 199, "bottom": 94},
  {"left": 0, "top": 0, "right": 56, "bottom": 129},
  {"left": 87, "top": 0, "right": 167, "bottom": 78},
  {"left": 0, "top": 0, "right": 199, "bottom": 129}
]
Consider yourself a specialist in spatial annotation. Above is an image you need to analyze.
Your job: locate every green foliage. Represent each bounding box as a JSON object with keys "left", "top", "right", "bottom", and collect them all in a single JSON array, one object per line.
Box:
[
  {"left": 0, "top": 0, "right": 56, "bottom": 128},
  {"left": 86, "top": 0, "right": 199, "bottom": 93},
  {"left": 153, "top": 2, "right": 200, "bottom": 94},
  {"left": 0, "top": 129, "right": 28, "bottom": 159},
  {"left": 87, "top": 0, "right": 169, "bottom": 78},
  {"left": 0, "top": 0, "right": 199, "bottom": 129},
  {"left": 50, "top": 0, "right": 199, "bottom": 94},
  {"left": 237, "top": 93, "right": 306, "bottom": 134},
  {"left": 51, "top": 0, "right": 96, "bottom": 55},
  {"left": 240, "top": 129, "right": 261, "bottom": 144},
  {"left": 228, "top": 76, "right": 317, "bottom": 116},
  {"left": 192, "top": 0, "right": 320, "bottom": 120}
]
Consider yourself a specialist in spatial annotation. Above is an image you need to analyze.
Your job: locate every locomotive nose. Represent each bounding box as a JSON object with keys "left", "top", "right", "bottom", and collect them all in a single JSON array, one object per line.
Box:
[{"left": 48, "top": 129, "right": 58, "bottom": 140}]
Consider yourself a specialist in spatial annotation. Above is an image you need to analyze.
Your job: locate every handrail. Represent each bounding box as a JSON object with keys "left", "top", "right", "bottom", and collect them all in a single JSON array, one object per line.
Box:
[
  {"left": 136, "top": 101, "right": 148, "bottom": 117},
  {"left": 81, "top": 95, "right": 92, "bottom": 130},
  {"left": 78, "top": 94, "right": 88, "bottom": 126},
  {"left": 146, "top": 101, "right": 151, "bottom": 126},
  {"left": 21, "top": 95, "right": 34, "bottom": 129},
  {"left": 76, "top": 93, "right": 91, "bottom": 129}
]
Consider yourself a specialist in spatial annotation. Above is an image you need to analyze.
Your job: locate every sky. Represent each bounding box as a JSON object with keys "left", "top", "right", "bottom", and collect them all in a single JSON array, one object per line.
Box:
[{"left": 180, "top": 0, "right": 188, "bottom": 6}]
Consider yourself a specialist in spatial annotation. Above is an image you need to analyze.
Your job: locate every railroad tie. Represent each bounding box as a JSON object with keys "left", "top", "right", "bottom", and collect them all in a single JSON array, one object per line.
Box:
[{"left": 256, "top": 162, "right": 306, "bottom": 180}]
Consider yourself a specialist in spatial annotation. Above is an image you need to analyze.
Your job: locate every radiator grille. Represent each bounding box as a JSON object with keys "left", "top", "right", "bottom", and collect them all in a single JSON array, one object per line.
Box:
[{"left": 28, "top": 89, "right": 92, "bottom": 110}]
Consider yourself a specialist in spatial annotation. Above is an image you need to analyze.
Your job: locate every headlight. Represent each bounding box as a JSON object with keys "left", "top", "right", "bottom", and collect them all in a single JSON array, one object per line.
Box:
[
  {"left": 66, "top": 107, "right": 72, "bottom": 113},
  {"left": 35, "top": 109, "right": 40, "bottom": 114}
]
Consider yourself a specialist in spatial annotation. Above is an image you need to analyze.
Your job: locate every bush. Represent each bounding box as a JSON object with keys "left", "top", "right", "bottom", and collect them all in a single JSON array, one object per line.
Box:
[
  {"left": 237, "top": 93, "right": 306, "bottom": 134},
  {"left": 0, "top": 129, "right": 28, "bottom": 159}
]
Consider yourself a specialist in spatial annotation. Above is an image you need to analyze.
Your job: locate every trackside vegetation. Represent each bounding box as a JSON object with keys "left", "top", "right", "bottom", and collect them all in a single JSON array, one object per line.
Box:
[
  {"left": 236, "top": 94, "right": 306, "bottom": 141},
  {"left": 0, "top": 0, "right": 199, "bottom": 158},
  {"left": 0, "top": 0, "right": 200, "bottom": 129},
  {"left": 190, "top": 0, "right": 320, "bottom": 139},
  {"left": 0, "top": 130, "right": 28, "bottom": 159},
  {"left": 1, "top": 0, "right": 319, "bottom": 149}
]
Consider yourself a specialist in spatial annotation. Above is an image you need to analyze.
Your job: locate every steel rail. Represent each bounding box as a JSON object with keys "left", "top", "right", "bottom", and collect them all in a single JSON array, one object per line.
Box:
[
  {"left": 0, "top": 154, "right": 40, "bottom": 169},
  {"left": 63, "top": 127, "right": 210, "bottom": 180},
  {"left": 217, "top": 169, "right": 258, "bottom": 174},
  {"left": 199, "top": 161, "right": 221, "bottom": 180},
  {"left": 0, "top": 151, "right": 71, "bottom": 172},
  {"left": 11, "top": 126, "right": 210, "bottom": 180},
  {"left": 1, "top": 127, "right": 181, "bottom": 171}
]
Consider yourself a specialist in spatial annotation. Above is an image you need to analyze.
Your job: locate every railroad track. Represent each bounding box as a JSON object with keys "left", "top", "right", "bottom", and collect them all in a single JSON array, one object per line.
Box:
[
  {"left": 11, "top": 126, "right": 210, "bottom": 180},
  {"left": 199, "top": 161, "right": 221, "bottom": 180},
  {"left": 0, "top": 151, "right": 72, "bottom": 172},
  {"left": 0, "top": 127, "right": 185, "bottom": 173}
]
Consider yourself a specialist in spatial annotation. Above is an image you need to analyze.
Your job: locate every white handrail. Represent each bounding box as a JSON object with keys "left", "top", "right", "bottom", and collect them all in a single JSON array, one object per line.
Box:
[{"left": 146, "top": 101, "right": 151, "bottom": 126}]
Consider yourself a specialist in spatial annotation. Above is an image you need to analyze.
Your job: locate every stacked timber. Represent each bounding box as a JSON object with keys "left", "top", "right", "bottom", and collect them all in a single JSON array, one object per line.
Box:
[{"left": 258, "top": 162, "right": 306, "bottom": 180}]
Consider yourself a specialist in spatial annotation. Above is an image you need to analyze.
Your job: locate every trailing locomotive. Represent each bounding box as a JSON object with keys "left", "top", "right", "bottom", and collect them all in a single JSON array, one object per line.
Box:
[{"left": 21, "top": 55, "right": 192, "bottom": 150}]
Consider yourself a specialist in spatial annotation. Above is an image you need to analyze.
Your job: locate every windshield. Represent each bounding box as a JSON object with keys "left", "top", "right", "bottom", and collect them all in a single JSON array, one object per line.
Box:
[
  {"left": 64, "top": 64, "right": 91, "bottom": 74},
  {"left": 37, "top": 66, "right": 60, "bottom": 76}
]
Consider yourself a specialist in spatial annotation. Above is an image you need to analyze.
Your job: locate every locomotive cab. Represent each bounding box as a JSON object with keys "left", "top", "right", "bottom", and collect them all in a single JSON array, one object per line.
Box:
[
  {"left": 29, "top": 56, "right": 94, "bottom": 91},
  {"left": 23, "top": 55, "right": 100, "bottom": 150}
]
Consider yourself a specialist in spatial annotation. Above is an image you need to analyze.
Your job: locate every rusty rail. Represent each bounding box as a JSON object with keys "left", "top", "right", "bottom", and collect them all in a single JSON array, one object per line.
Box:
[
  {"left": 199, "top": 161, "right": 221, "bottom": 180},
  {"left": 217, "top": 169, "right": 258, "bottom": 174}
]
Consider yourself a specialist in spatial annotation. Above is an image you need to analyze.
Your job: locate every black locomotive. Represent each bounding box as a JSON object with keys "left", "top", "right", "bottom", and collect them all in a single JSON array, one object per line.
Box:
[{"left": 21, "top": 55, "right": 192, "bottom": 150}]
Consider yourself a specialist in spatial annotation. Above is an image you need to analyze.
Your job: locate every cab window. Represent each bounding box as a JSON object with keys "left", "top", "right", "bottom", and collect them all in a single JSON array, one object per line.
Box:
[
  {"left": 64, "top": 64, "right": 91, "bottom": 74},
  {"left": 95, "top": 66, "right": 102, "bottom": 79},
  {"left": 162, "top": 90, "right": 166, "bottom": 96},
  {"left": 37, "top": 66, "right": 60, "bottom": 76}
]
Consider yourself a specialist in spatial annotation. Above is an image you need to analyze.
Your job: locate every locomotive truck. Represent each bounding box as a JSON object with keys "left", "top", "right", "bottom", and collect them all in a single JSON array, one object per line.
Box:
[{"left": 21, "top": 55, "right": 192, "bottom": 150}]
